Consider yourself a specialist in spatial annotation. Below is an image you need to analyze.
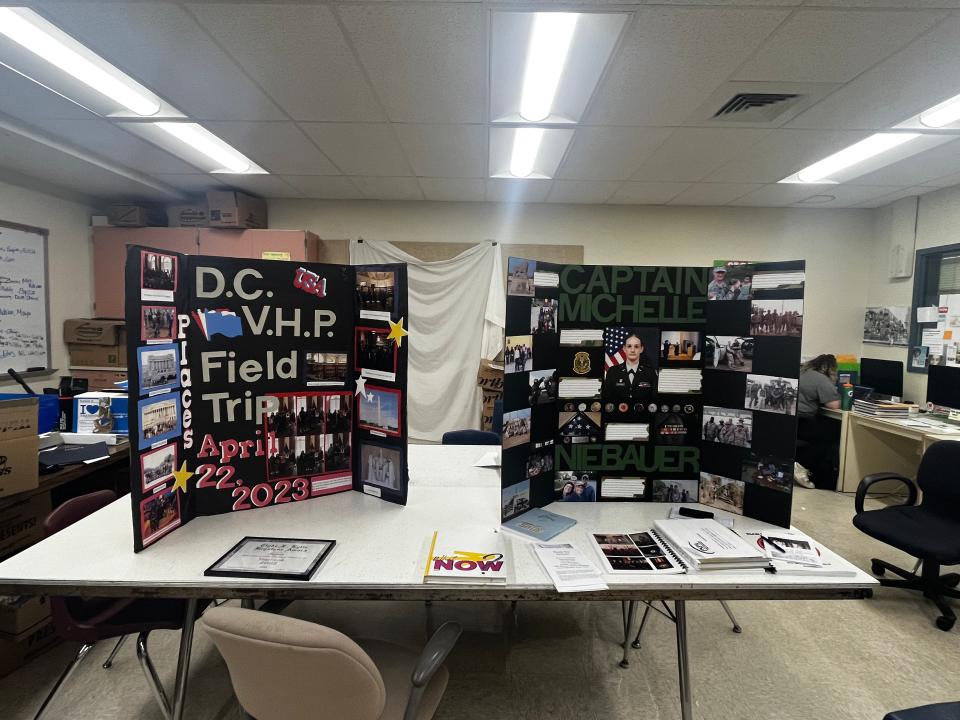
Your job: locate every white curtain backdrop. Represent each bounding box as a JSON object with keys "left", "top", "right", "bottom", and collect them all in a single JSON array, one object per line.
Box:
[{"left": 350, "top": 239, "right": 504, "bottom": 441}]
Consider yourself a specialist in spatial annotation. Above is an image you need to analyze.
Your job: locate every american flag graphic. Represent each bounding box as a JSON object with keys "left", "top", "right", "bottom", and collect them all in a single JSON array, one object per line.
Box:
[
  {"left": 604, "top": 326, "right": 630, "bottom": 369},
  {"left": 561, "top": 413, "right": 600, "bottom": 437}
]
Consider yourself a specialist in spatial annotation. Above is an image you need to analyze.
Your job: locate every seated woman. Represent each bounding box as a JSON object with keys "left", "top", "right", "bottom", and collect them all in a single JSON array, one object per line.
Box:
[{"left": 796, "top": 354, "right": 841, "bottom": 489}]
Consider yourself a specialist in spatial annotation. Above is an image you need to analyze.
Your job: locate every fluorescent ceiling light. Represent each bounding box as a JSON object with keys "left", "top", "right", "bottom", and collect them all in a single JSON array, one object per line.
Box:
[
  {"left": 793, "top": 133, "right": 920, "bottom": 183},
  {"left": 0, "top": 7, "right": 161, "bottom": 116},
  {"left": 920, "top": 92, "right": 960, "bottom": 129},
  {"left": 510, "top": 128, "right": 545, "bottom": 178},
  {"left": 519, "top": 13, "right": 579, "bottom": 123},
  {"left": 155, "top": 122, "right": 255, "bottom": 174}
]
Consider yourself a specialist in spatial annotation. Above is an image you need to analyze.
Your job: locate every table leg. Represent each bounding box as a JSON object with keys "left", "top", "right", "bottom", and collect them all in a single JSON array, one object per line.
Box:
[
  {"left": 171, "top": 599, "right": 199, "bottom": 720},
  {"left": 675, "top": 600, "right": 693, "bottom": 720},
  {"left": 619, "top": 601, "right": 637, "bottom": 668}
]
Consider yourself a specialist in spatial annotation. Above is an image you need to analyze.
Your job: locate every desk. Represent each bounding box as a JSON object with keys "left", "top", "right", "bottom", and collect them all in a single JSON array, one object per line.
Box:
[
  {"left": 828, "top": 409, "right": 960, "bottom": 492},
  {"left": 0, "top": 445, "right": 874, "bottom": 720}
]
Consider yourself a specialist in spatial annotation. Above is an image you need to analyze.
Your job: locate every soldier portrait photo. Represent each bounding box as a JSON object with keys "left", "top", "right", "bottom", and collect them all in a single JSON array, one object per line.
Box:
[
  {"left": 751, "top": 299, "right": 803, "bottom": 337},
  {"left": 702, "top": 406, "right": 752, "bottom": 448},
  {"left": 744, "top": 374, "right": 798, "bottom": 416},
  {"left": 601, "top": 327, "right": 659, "bottom": 412},
  {"left": 707, "top": 261, "right": 752, "bottom": 301}
]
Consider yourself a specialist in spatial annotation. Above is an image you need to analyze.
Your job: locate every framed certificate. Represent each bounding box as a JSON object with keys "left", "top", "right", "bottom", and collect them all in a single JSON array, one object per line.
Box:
[{"left": 204, "top": 537, "right": 336, "bottom": 581}]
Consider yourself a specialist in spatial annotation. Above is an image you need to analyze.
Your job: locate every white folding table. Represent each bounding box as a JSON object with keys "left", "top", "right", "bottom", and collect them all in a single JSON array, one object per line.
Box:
[{"left": 0, "top": 445, "right": 876, "bottom": 720}]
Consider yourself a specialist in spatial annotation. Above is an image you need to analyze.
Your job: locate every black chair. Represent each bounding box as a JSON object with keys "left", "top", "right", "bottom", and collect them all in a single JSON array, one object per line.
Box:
[
  {"left": 883, "top": 702, "right": 960, "bottom": 719},
  {"left": 441, "top": 430, "right": 500, "bottom": 445},
  {"left": 853, "top": 441, "right": 960, "bottom": 631}
]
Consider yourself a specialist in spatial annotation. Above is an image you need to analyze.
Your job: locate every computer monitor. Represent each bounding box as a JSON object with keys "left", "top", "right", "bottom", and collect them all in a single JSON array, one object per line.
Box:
[
  {"left": 859, "top": 358, "right": 904, "bottom": 398},
  {"left": 926, "top": 365, "right": 960, "bottom": 411}
]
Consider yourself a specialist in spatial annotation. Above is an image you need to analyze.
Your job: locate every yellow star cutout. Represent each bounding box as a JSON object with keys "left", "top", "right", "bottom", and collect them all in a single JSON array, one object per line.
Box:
[
  {"left": 171, "top": 461, "right": 193, "bottom": 494},
  {"left": 387, "top": 317, "right": 409, "bottom": 347}
]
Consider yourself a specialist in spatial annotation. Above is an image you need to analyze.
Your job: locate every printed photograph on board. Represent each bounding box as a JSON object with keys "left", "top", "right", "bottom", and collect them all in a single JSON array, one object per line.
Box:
[
  {"left": 356, "top": 270, "right": 396, "bottom": 321},
  {"left": 531, "top": 298, "right": 557, "bottom": 335},
  {"left": 654, "top": 411, "right": 694, "bottom": 445},
  {"left": 526, "top": 449, "right": 554, "bottom": 478},
  {"left": 138, "top": 395, "right": 181, "bottom": 449},
  {"left": 355, "top": 327, "right": 398, "bottom": 381},
  {"left": 751, "top": 299, "right": 804, "bottom": 337},
  {"left": 503, "top": 408, "right": 531, "bottom": 449},
  {"left": 742, "top": 457, "right": 793, "bottom": 493},
  {"left": 744, "top": 374, "right": 798, "bottom": 416},
  {"left": 528, "top": 369, "right": 558, "bottom": 405},
  {"left": 702, "top": 406, "right": 752, "bottom": 448},
  {"left": 137, "top": 344, "right": 179, "bottom": 394},
  {"left": 360, "top": 443, "right": 402, "bottom": 492},
  {"left": 555, "top": 471, "right": 597, "bottom": 502},
  {"left": 601, "top": 327, "right": 659, "bottom": 412},
  {"left": 305, "top": 352, "right": 348, "bottom": 386},
  {"left": 863, "top": 306, "right": 910, "bottom": 346},
  {"left": 508, "top": 258, "right": 535, "bottom": 296},
  {"left": 708, "top": 262, "right": 752, "bottom": 301},
  {"left": 501, "top": 480, "right": 531, "bottom": 518},
  {"left": 268, "top": 394, "right": 351, "bottom": 437},
  {"left": 140, "top": 445, "right": 177, "bottom": 493},
  {"left": 699, "top": 472, "right": 745, "bottom": 515},
  {"left": 659, "top": 331, "right": 702, "bottom": 362},
  {"left": 141, "top": 250, "right": 178, "bottom": 301},
  {"left": 505, "top": 335, "right": 533, "bottom": 374},
  {"left": 269, "top": 434, "right": 327, "bottom": 479},
  {"left": 704, "top": 336, "right": 753, "bottom": 372},
  {"left": 141, "top": 306, "right": 176, "bottom": 342},
  {"left": 140, "top": 490, "right": 181, "bottom": 545},
  {"left": 651, "top": 478, "right": 699, "bottom": 503},
  {"left": 358, "top": 385, "right": 402, "bottom": 437}
]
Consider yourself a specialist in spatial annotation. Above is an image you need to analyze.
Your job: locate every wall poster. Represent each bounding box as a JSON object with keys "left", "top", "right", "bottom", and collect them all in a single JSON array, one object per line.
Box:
[
  {"left": 501, "top": 258, "right": 805, "bottom": 528},
  {"left": 127, "top": 246, "right": 409, "bottom": 551}
]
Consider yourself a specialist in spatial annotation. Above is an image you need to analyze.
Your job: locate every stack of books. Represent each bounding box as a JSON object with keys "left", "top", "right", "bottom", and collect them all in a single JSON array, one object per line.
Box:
[
  {"left": 853, "top": 399, "right": 912, "bottom": 418},
  {"left": 652, "top": 518, "right": 770, "bottom": 571}
]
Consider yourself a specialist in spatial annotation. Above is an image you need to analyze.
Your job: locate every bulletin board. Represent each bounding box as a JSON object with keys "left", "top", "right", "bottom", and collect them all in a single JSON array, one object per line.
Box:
[
  {"left": 0, "top": 221, "right": 49, "bottom": 373},
  {"left": 500, "top": 258, "right": 805, "bottom": 529},
  {"left": 126, "top": 245, "right": 409, "bottom": 551}
]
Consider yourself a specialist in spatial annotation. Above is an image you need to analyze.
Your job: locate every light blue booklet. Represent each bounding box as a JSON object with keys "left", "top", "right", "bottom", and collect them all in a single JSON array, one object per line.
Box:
[{"left": 502, "top": 508, "right": 577, "bottom": 541}]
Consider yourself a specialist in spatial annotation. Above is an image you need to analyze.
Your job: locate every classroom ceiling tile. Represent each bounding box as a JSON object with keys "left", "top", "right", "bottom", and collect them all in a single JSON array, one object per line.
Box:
[
  {"left": 203, "top": 122, "right": 339, "bottom": 176},
  {"left": 486, "top": 179, "right": 552, "bottom": 203},
  {"left": 281, "top": 176, "right": 364, "bottom": 200},
  {"left": 847, "top": 138, "right": 960, "bottom": 187},
  {"left": 187, "top": 3, "right": 385, "bottom": 122},
  {"left": 733, "top": 9, "right": 942, "bottom": 84},
  {"left": 557, "top": 127, "right": 674, "bottom": 181},
  {"left": 852, "top": 185, "right": 939, "bottom": 208},
  {"left": 353, "top": 176, "right": 424, "bottom": 201},
  {"left": 0, "top": 66, "right": 93, "bottom": 121},
  {"left": 335, "top": 3, "right": 484, "bottom": 123},
  {"left": 299, "top": 124, "right": 412, "bottom": 177},
  {"left": 394, "top": 125, "right": 486, "bottom": 178},
  {"left": 418, "top": 178, "right": 486, "bottom": 202},
  {"left": 787, "top": 184, "right": 910, "bottom": 208},
  {"left": 38, "top": 2, "right": 285, "bottom": 121},
  {"left": 546, "top": 181, "right": 621, "bottom": 204},
  {"left": 216, "top": 174, "right": 304, "bottom": 198},
  {"left": 631, "top": 128, "right": 772, "bottom": 182},
  {"left": 667, "top": 183, "right": 762, "bottom": 206},
  {"left": 728, "top": 183, "right": 832, "bottom": 207},
  {"left": 585, "top": 6, "right": 789, "bottom": 126},
  {"left": 788, "top": 13, "right": 960, "bottom": 130},
  {"left": 704, "top": 129, "right": 871, "bottom": 184},
  {"left": 607, "top": 182, "right": 690, "bottom": 204},
  {"left": 153, "top": 174, "right": 233, "bottom": 195},
  {"left": 804, "top": 0, "right": 960, "bottom": 8}
]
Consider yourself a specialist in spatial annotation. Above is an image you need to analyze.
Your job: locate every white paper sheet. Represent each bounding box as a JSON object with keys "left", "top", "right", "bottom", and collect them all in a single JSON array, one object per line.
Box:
[
  {"left": 532, "top": 543, "right": 608, "bottom": 592},
  {"left": 473, "top": 449, "right": 501, "bottom": 468},
  {"left": 917, "top": 306, "right": 940, "bottom": 323}
]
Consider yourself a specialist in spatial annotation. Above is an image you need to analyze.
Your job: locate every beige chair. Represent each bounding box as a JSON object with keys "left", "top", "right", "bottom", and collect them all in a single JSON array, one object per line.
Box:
[{"left": 199, "top": 606, "right": 461, "bottom": 720}]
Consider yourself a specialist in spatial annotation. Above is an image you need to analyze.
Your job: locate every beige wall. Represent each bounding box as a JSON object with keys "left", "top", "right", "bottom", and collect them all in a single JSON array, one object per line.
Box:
[
  {"left": 864, "top": 185, "right": 960, "bottom": 403},
  {"left": 0, "top": 180, "right": 94, "bottom": 392},
  {"left": 270, "top": 199, "right": 876, "bottom": 359}
]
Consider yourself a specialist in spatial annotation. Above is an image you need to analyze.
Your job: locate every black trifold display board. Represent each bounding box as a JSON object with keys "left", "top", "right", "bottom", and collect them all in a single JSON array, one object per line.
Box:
[
  {"left": 127, "top": 245, "right": 408, "bottom": 551},
  {"left": 501, "top": 258, "right": 806, "bottom": 529}
]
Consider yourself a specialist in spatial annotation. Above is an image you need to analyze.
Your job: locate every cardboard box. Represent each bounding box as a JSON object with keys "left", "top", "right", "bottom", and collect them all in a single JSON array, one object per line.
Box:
[
  {"left": 207, "top": 191, "right": 267, "bottom": 229},
  {"left": 107, "top": 204, "right": 166, "bottom": 227},
  {"left": 167, "top": 204, "right": 209, "bottom": 227},
  {"left": 73, "top": 393, "right": 129, "bottom": 435},
  {"left": 68, "top": 344, "right": 127, "bottom": 368},
  {"left": 0, "top": 617, "right": 60, "bottom": 679},
  {"left": 476, "top": 359, "right": 504, "bottom": 393},
  {"left": 0, "top": 596, "right": 49, "bottom": 636},
  {"left": 68, "top": 368, "right": 127, "bottom": 391},
  {"left": 0, "top": 492, "right": 50, "bottom": 560},
  {"left": 63, "top": 319, "right": 125, "bottom": 346},
  {"left": 0, "top": 398, "right": 39, "bottom": 498}
]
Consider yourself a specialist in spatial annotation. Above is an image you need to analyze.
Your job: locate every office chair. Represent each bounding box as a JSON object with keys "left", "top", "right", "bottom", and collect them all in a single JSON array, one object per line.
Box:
[
  {"left": 853, "top": 441, "right": 960, "bottom": 631},
  {"left": 440, "top": 429, "right": 500, "bottom": 445},
  {"left": 199, "top": 606, "right": 461, "bottom": 720},
  {"left": 882, "top": 702, "right": 960, "bottom": 719},
  {"left": 35, "top": 490, "right": 197, "bottom": 720}
]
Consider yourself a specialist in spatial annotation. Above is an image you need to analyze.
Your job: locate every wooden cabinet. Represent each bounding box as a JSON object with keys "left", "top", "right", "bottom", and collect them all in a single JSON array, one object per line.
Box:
[{"left": 92, "top": 228, "right": 320, "bottom": 318}]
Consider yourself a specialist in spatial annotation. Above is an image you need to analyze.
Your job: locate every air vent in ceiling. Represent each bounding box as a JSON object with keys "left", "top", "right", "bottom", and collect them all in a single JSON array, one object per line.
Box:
[{"left": 711, "top": 93, "right": 803, "bottom": 123}]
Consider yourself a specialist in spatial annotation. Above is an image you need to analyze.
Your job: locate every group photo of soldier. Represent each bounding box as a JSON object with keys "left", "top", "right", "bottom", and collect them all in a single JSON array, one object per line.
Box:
[
  {"left": 744, "top": 374, "right": 798, "bottom": 416},
  {"left": 528, "top": 368, "right": 557, "bottom": 405},
  {"left": 501, "top": 480, "right": 530, "bottom": 519},
  {"left": 356, "top": 328, "right": 397, "bottom": 375},
  {"left": 742, "top": 457, "right": 793, "bottom": 494},
  {"left": 305, "top": 352, "right": 348, "bottom": 384},
  {"left": 702, "top": 406, "right": 753, "bottom": 448},
  {"left": 507, "top": 258, "right": 535, "bottom": 296},
  {"left": 531, "top": 298, "right": 557, "bottom": 334},
  {"left": 139, "top": 490, "right": 180, "bottom": 543},
  {"left": 140, "top": 446, "right": 176, "bottom": 492},
  {"left": 141, "top": 250, "right": 177, "bottom": 292},
  {"left": 863, "top": 306, "right": 910, "bottom": 346},
  {"left": 705, "top": 335, "right": 753, "bottom": 372},
  {"left": 502, "top": 408, "right": 531, "bottom": 449},
  {"left": 141, "top": 306, "right": 176, "bottom": 341},
  {"left": 505, "top": 335, "right": 533, "bottom": 373},
  {"left": 652, "top": 478, "right": 699, "bottom": 503},
  {"left": 699, "top": 472, "right": 745, "bottom": 515},
  {"left": 707, "top": 263, "right": 752, "bottom": 301},
  {"left": 356, "top": 271, "right": 396, "bottom": 314},
  {"left": 751, "top": 299, "right": 804, "bottom": 337}
]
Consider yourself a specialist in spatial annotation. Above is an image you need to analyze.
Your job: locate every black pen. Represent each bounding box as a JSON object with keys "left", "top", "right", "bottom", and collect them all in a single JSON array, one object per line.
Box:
[{"left": 760, "top": 535, "right": 787, "bottom": 554}]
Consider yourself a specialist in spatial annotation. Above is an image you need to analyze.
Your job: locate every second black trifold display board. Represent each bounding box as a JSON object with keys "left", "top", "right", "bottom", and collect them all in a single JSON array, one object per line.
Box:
[{"left": 501, "top": 258, "right": 806, "bottom": 528}]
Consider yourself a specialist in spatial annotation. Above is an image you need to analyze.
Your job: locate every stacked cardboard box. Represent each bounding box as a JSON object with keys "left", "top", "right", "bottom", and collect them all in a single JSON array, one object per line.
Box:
[
  {"left": 477, "top": 359, "right": 504, "bottom": 432},
  {"left": 64, "top": 319, "right": 127, "bottom": 390},
  {"left": 0, "top": 398, "right": 39, "bottom": 498},
  {"left": 0, "top": 614, "right": 59, "bottom": 678}
]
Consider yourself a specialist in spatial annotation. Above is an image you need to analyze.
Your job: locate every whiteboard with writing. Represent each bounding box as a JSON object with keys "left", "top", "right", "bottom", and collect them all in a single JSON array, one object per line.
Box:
[{"left": 0, "top": 223, "right": 49, "bottom": 373}]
